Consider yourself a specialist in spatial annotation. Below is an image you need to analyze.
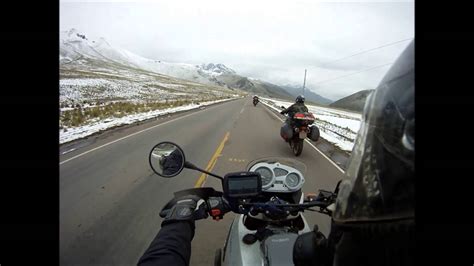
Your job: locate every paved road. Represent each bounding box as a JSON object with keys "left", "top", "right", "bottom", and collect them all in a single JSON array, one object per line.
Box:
[{"left": 60, "top": 97, "right": 345, "bottom": 265}]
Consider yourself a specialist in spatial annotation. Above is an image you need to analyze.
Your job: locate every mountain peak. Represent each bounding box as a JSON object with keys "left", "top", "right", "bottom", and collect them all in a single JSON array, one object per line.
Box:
[
  {"left": 67, "top": 28, "right": 78, "bottom": 36},
  {"left": 61, "top": 28, "right": 89, "bottom": 42},
  {"left": 77, "top": 33, "right": 88, "bottom": 40},
  {"left": 199, "top": 63, "right": 236, "bottom": 75}
]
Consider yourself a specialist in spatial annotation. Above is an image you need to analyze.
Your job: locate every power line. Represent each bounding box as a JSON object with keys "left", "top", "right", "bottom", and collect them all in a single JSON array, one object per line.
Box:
[
  {"left": 321, "top": 38, "right": 413, "bottom": 67},
  {"left": 313, "top": 62, "right": 393, "bottom": 86}
]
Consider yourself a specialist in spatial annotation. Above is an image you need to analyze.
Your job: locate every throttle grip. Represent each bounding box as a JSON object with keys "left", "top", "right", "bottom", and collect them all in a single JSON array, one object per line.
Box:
[{"left": 159, "top": 209, "right": 171, "bottom": 218}]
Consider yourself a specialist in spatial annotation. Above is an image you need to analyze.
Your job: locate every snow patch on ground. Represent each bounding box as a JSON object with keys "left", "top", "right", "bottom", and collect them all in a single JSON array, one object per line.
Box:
[{"left": 60, "top": 98, "right": 235, "bottom": 144}]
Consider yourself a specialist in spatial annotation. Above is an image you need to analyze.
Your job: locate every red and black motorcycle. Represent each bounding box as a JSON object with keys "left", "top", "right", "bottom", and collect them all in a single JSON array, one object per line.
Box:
[{"left": 280, "top": 111, "right": 320, "bottom": 156}]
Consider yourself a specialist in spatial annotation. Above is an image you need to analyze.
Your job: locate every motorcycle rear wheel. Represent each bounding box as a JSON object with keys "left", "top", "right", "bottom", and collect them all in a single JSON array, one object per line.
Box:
[{"left": 292, "top": 139, "right": 304, "bottom": 156}]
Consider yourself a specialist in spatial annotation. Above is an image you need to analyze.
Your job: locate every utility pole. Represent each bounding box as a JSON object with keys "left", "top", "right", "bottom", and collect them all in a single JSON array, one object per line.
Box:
[{"left": 302, "top": 69, "right": 307, "bottom": 96}]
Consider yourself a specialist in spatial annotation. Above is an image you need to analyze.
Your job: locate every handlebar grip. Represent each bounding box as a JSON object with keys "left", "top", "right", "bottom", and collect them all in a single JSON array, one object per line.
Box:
[{"left": 159, "top": 209, "right": 171, "bottom": 218}]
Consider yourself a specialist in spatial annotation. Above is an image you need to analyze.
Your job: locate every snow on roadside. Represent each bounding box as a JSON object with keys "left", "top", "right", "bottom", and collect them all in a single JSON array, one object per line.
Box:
[
  {"left": 60, "top": 98, "right": 235, "bottom": 144},
  {"left": 259, "top": 97, "right": 361, "bottom": 153}
]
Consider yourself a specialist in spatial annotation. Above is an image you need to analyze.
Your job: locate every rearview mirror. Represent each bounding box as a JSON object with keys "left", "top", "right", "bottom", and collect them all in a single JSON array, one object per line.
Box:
[{"left": 149, "top": 142, "right": 185, "bottom": 177}]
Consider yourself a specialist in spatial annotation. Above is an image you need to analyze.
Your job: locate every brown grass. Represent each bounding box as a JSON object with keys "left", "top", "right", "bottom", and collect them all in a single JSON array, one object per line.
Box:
[{"left": 59, "top": 97, "right": 226, "bottom": 128}]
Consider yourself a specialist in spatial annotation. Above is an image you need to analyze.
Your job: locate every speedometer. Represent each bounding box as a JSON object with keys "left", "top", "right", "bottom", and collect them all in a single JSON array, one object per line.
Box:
[
  {"left": 285, "top": 173, "right": 300, "bottom": 189},
  {"left": 255, "top": 167, "right": 273, "bottom": 187}
]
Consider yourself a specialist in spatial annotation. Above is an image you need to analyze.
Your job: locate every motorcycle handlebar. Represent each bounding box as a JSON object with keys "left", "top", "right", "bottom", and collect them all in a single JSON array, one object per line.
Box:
[
  {"left": 205, "top": 196, "right": 332, "bottom": 219},
  {"left": 160, "top": 195, "right": 333, "bottom": 220}
]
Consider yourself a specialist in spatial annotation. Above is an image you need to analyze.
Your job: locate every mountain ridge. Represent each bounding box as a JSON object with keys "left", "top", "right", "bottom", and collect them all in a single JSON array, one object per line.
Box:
[
  {"left": 60, "top": 28, "right": 335, "bottom": 104},
  {"left": 280, "top": 84, "right": 333, "bottom": 105},
  {"left": 329, "top": 89, "right": 374, "bottom": 113}
]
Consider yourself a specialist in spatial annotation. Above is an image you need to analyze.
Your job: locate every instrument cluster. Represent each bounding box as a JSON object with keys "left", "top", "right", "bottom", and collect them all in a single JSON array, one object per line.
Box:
[{"left": 249, "top": 162, "right": 305, "bottom": 192}]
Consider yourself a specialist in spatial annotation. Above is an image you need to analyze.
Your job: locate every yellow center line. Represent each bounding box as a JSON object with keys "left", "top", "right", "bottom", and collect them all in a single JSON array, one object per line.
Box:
[{"left": 194, "top": 132, "right": 230, "bottom": 188}]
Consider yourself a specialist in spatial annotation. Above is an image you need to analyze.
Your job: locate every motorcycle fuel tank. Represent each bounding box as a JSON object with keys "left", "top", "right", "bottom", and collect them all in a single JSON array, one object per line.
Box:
[
  {"left": 223, "top": 215, "right": 311, "bottom": 265},
  {"left": 263, "top": 233, "right": 299, "bottom": 266}
]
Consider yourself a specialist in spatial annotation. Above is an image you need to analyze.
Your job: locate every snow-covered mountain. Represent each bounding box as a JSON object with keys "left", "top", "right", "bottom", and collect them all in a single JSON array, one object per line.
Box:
[
  {"left": 60, "top": 28, "right": 241, "bottom": 110},
  {"left": 60, "top": 29, "right": 236, "bottom": 85},
  {"left": 60, "top": 29, "right": 334, "bottom": 102},
  {"left": 199, "top": 63, "right": 236, "bottom": 76}
]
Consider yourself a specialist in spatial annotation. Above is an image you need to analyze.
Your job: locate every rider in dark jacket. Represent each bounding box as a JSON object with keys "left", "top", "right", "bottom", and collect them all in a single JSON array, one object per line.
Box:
[
  {"left": 280, "top": 95, "right": 308, "bottom": 125},
  {"left": 253, "top": 95, "right": 259, "bottom": 105},
  {"left": 138, "top": 195, "right": 207, "bottom": 266},
  {"left": 138, "top": 221, "right": 194, "bottom": 266}
]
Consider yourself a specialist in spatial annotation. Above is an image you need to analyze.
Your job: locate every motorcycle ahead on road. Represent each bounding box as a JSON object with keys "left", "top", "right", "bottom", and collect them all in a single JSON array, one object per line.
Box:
[
  {"left": 149, "top": 142, "right": 339, "bottom": 266},
  {"left": 253, "top": 97, "right": 259, "bottom": 106},
  {"left": 280, "top": 108, "right": 320, "bottom": 156}
]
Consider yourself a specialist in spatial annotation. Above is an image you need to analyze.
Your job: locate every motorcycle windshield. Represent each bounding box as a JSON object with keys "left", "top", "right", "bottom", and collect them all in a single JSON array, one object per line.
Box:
[{"left": 246, "top": 157, "right": 307, "bottom": 176}]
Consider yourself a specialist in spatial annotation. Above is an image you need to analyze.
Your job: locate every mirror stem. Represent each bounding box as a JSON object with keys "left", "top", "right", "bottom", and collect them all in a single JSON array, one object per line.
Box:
[
  {"left": 334, "top": 180, "right": 342, "bottom": 194},
  {"left": 184, "top": 161, "right": 224, "bottom": 180}
]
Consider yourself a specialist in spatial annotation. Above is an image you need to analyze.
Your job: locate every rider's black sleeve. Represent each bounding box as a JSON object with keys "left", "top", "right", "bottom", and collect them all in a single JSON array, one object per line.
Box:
[
  {"left": 138, "top": 221, "right": 195, "bottom": 266},
  {"left": 281, "top": 104, "right": 295, "bottom": 114}
]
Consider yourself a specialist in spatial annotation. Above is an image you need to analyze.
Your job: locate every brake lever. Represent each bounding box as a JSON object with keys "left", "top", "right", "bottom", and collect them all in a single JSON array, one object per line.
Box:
[{"left": 316, "top": 202, "right": 336, "bottom": 216}]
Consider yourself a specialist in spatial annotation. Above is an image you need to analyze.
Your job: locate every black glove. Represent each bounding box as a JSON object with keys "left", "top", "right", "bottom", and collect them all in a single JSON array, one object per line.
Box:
[
  {"left": 280, "top": 111, "right": 285, "bottom": 115},
  {"left": 162, "top": 195, "right": 208, "bottom": 226}
]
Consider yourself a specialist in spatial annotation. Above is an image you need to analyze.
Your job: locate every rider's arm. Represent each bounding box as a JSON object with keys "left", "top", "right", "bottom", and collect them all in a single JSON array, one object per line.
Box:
[
  {"left": 138, "top": 221, "right": 195, "bottom": 266},
  {"left": 138, "top": 195, "right": 207, "bottom": 266},
  {"left": 281, "top": 104, "right": 294, "bottom": 114}
]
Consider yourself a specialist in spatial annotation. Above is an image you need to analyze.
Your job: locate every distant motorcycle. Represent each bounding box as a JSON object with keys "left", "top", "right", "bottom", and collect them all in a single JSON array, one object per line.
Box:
[
  {"left": 280, "top": 109, "right": 320, "bottom": 156},
  {"left": 253, "top": 97, "right": 259, "bottom": 106}
]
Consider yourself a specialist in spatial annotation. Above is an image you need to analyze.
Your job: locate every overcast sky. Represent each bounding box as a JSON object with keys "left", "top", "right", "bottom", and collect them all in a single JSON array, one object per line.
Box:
[{"left": 60, "top": 0, "right": 413, "bottom": 100}]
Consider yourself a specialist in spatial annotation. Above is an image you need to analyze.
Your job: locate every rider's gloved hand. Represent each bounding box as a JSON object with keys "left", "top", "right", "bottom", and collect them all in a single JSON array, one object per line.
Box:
[
  {"left": 162, "top": 195, "right": 208, "bottom": 226},
  {"left": 280, "top": 111, "right": 285, "bottom": 115}
]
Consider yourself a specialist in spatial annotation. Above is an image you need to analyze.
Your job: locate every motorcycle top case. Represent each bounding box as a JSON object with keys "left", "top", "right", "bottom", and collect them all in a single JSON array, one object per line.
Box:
[
  {"left": 280, "top": 123, "right": 293, "bottom": 140},
  {"left": 308, "top": 125, "right": 320, "bottom": 141}
]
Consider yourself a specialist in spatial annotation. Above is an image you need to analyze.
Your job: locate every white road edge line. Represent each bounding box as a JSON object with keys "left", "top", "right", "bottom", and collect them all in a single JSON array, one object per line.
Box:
[
  {"left": 61, "top": 148, "right": 76, "bottom": 155},
  {"left": 60, "top": 101, "right": 234, "bottom": 165},
  {"left": 262, "top": 102, "right": 346, "bottom": 174}
]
